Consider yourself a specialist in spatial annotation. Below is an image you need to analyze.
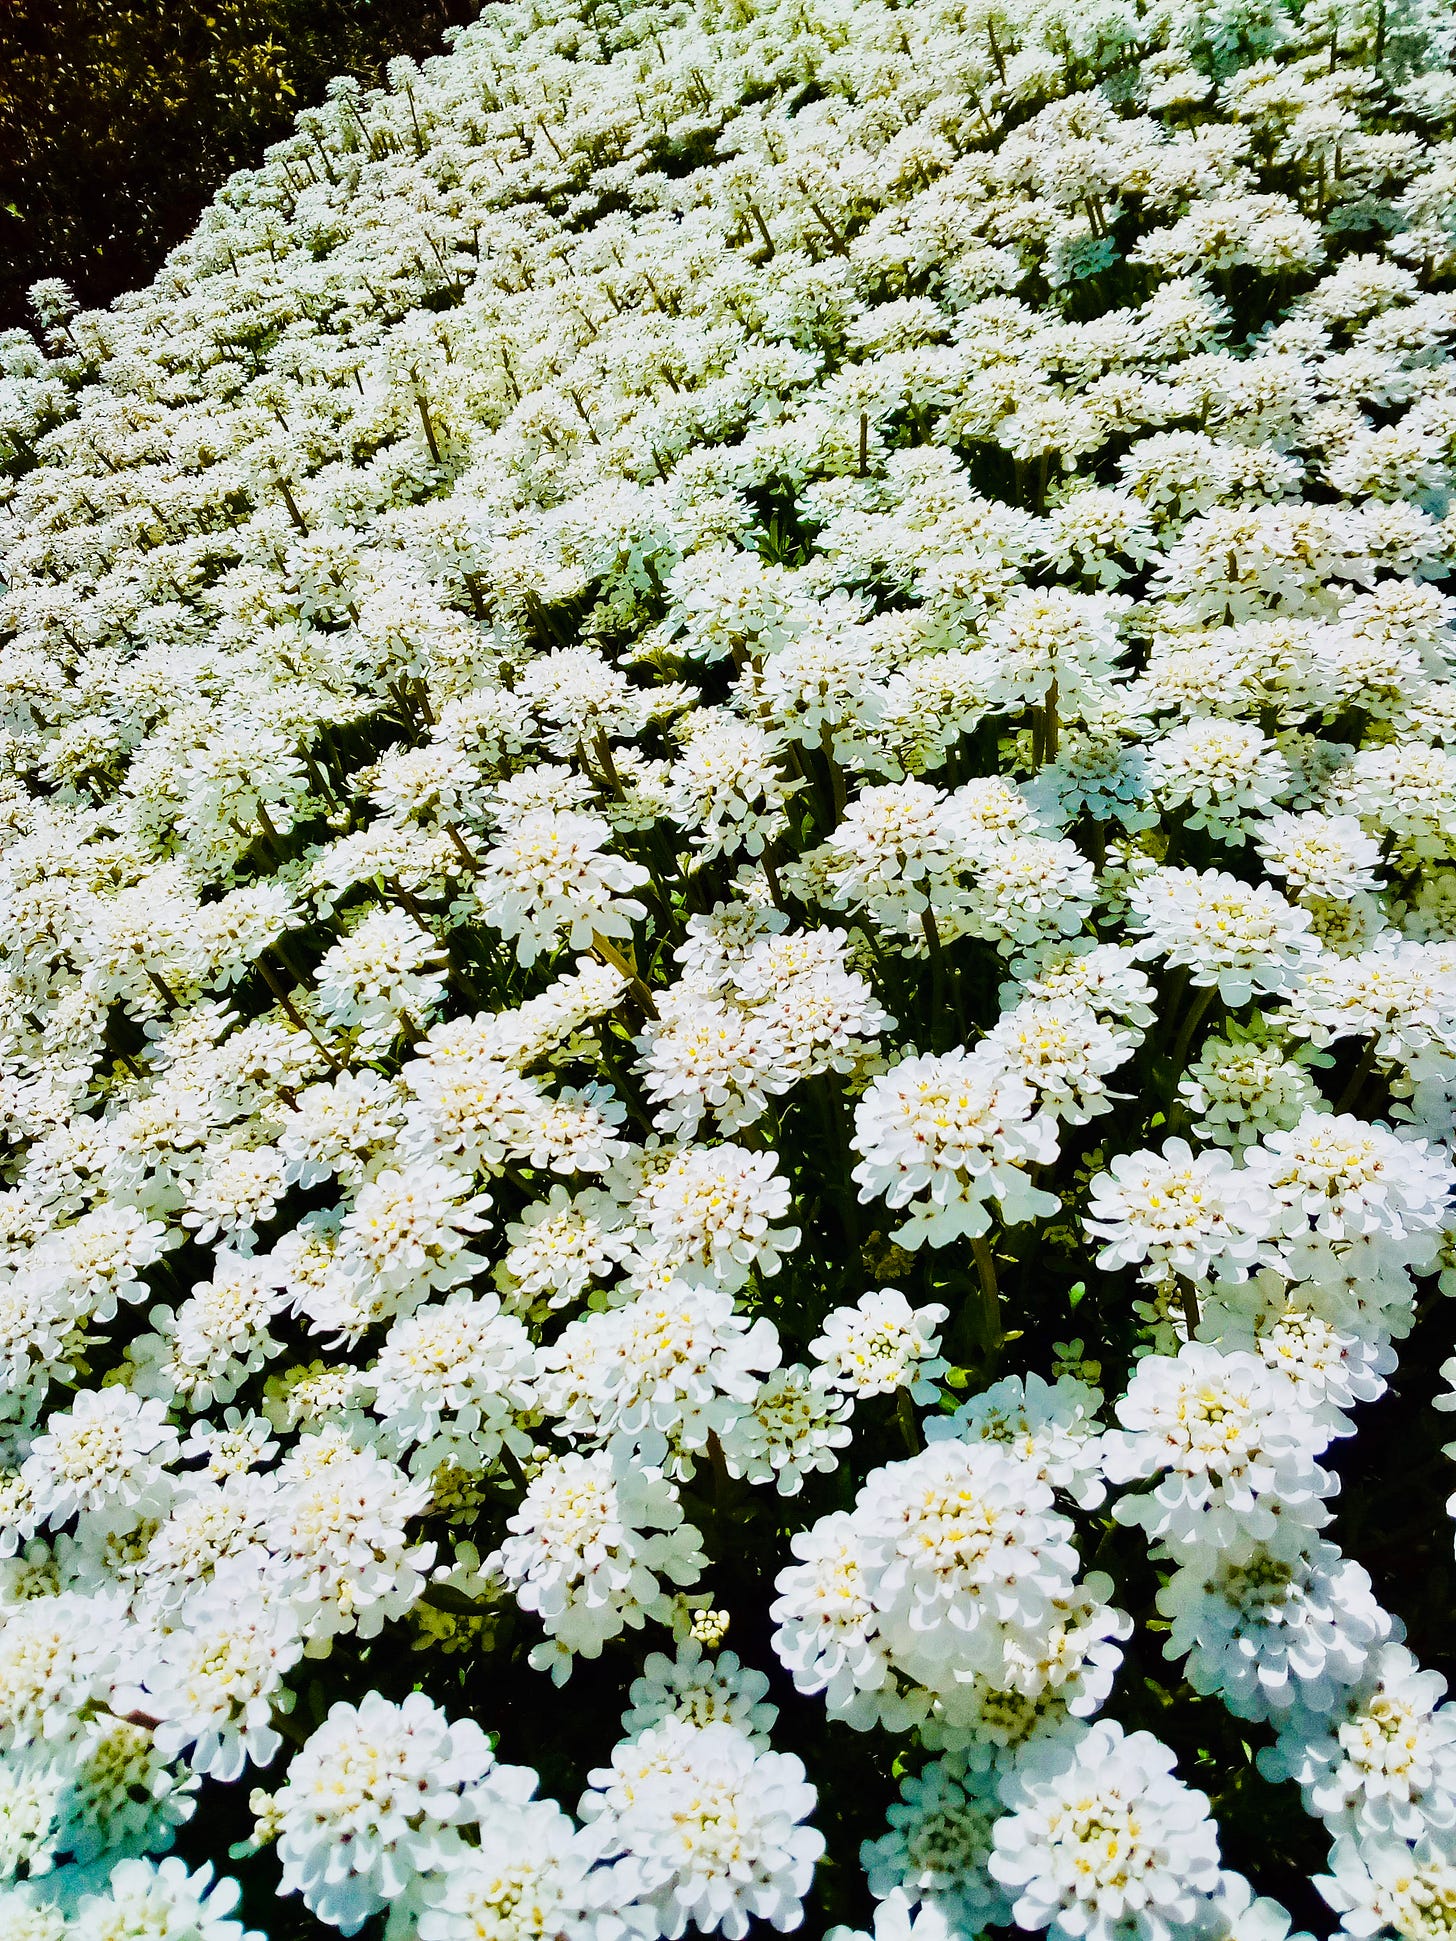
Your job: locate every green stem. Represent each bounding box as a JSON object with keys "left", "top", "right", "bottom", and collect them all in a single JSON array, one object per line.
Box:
[
  {"left": 592, "top": 933, "right": 657, "bottom": 1019},
  {"left": 1168, "top": 983, "right": 1218, "bottom": 1082},
  {"left": 445, "top": 822, "right": 480, "bottom": 873},
  {"left": 971, "top": 1233, "right": 1002, "bottom": 1361},
  {"left": 1042, "top": 677, "right": 1059, "bottom": 766},
  {"left": 1335, "top": 1039, "right": 1377, "bottom": 1115},
  {"left": 922, "top": 907, "right": 947, "bottom": 1046},
  {"left": 1177, "top": 1278, "right": 1201, "bottom": 1337},
  {"left": 254, "top": 955, "right": 343, "bottom": 1071}
]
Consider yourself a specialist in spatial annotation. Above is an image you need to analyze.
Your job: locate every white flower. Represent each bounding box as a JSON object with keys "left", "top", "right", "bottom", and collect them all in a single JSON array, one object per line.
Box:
[
  {"left": 1208, "top": 1873, "right": 1313, "bottom": 1941},
  {"left": 44, "top": 1710, "right": 197, "bottom": 1867},
  {"left": 1257, "top": 812, "right": 1384, "bottom": 902},
  {"left": 826, "top": 1891, "right": 956, "bottom": 1941},
  {"left": 948, "top": 1578, "right": 1131, "bottom": 1746},
  {"left": 1103, "top": 1345, "right": 1336, "bottom": 1559},
  {"left": 769, "top": 1511, "right": 908, "bottom": 1734},
  {"left": 635, "top": 1144, "right": 800, "bottom": 1291},
  {"left": 1282, "top": 940, "right": 1456, "bottom": 1080},
  {"left": 1317, "top": 1831, "right": 1456, "bottom": 1941},
  {"left": 1128, "top": 868, "right": 1321, "bottom": 1006},
  {"left": 478, "top": 808, "right": 649, "bottom": 965},
  {"left": 1329, "top": 742, "right": 1456, "bottom": 861},
  {"left": 665, "top": 549, "right": 796, "bottom": 665},
  {"left": 989, "top": 1719, "right": 1224, "bottom": 1941},
  {"left": 985, "top": 586, "right": 1130, "bottom": 714},
  {"left": 399, "top": 1045, "right": 548, "bottom": 1176},
  {"left": 538, "top": 1283, "right": 779, "bottom": 1478},
  {"left": 71, "top": 1858, "right": 263, "bottom": 1941},
  {"left": 1145, "top": 719, "right": 1291, "bottom": 843},
  {"left": 182, "top": 1143, "right": 289, "bottom": 1253},
  {"left": 578, "top": 1717, "right": 824, "bottom": 1940},
  {"left": 925, "top": 1373, "right": 1107, "bottom": 1510},
  {"left": 636, "top": 987, "right": 795, "bottom": 1139},
  {"left": 515, "top": 645, "right": 651, "bottom": 751},
  {"left": 817, "top": 779, "right": 978, "bottom": 942},
  {"left": 492, "top": 1452, "right": 706, "bottom": 1682},
  {"left": 719, "top": 1364, "right": 853, "bottom": 1495},
  {"left": 810, "top": 1290, "right": 949, "bottom": 1401},
  {"left": 0, "top": 1882, "right": 66, "bottom": 1941},
  {"left": 142, "top": 1253, "right": 286, "bottom": 1410},
  {"left": 415, "top": 1782, "right": 599, "bottom": 1941},
  {"left": 1018, "top": 945, "right": 1158, "bottom": 1032},
  {"left": 1041, "top": 489, "right": 1157, "bottom": 588},
  {"left": 370, "top": 744, "right": 487, "bottom": 828},
  {"left": 802, "top": 1441, "right": 1082, "bottom": 1719},
  {"left": 0, "top": 1740, "right": 66, "bottom": 1879},
  {"left": 272, "top": 1695, "right": 491, "bottom": 1931},
  {"left": 268, "top": 1436, "right": 434, "bottom": 1645},
  {"left": 0, "top": 1270, "right": 78, "bottom": 1434},
  {"left": 1178, "top": 1033, "right": 1326, "bottom": 1152},
  {"left": 179, "top": 723, "right": 308, "bottom": 845},
  {"left": 665, "top": 715, "right": 796, "bottom": 862},
  {"left": 1158, "top": 1531, "right": 1391, "bottom": 1722},
  {"left": 279, "top": 1069, "right": 405, "bottom": 1190},
  {"left": 313, "top": 908, "right": 449, "bottom": 1052},
  {"left": 622, "top": 1640, "right": 778, "bottom": 1747},
  {"left": 22, "top": 1388, "right": 179, "bottom": 1536},
  {"left": 328, "top": 1161, "right": 490, "bottom": 1339},
  {"left": 971, "top": 837, "right": 1099, "bottom": 966},
  {"left": 133, "top": 1470, "right": 274, "bottom": 1615},
  {"left": 982, "top": 996, "right": 1136, "bottom": 1126},
  {"left": 862, "top": 1751, "right": 1011, "bottom": 1935},
  {"left": 1243, "top": 1111, "right": 1453, "bottom": 1271},
  {"left": 500, "top": 1186, "right": 630, "bottom": 1310},
  {"left": 740, "top": 933, "right": 891, "bottom": 1079},
  {"left": 1085, "top": 1139, "right": 1272, "bottom": 1288},
  {"left": 37, "top": 1204, "right": 173, "bottom": 1324},
  {"left": 1197, "top": 1272, "right": 1398, "bottom": 1428},
  {"left": 1262, "top": 1644, "right": 1456, "bottom": 1842},
  {"left": 526, "top": 1085, "right": 629, "bottom": 1177},
  {"left": 117, "top": 1571, "right": 303, "bottom": 1783},
  {"left": 852, "top": 1049, "right": 1060, "bottom": 1249},
  {"left": 369, "top": 1290, "right": 536, "bottom": 1475}
]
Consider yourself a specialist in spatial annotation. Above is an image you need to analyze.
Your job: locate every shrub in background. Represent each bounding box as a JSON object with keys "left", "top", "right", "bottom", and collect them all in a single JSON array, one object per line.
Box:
[{"left": 0, "top": 0, "right": 477, "bottom": 330}]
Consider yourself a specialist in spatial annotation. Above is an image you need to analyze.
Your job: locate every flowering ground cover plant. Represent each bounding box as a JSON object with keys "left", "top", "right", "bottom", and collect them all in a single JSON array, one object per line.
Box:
[{"left": 1, "top": 0, "right": 1456, "bottom": 1936}]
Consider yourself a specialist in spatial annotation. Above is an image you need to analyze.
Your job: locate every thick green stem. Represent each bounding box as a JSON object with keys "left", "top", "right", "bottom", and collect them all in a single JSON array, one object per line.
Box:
[
  {"left": 1042, "top": 676, "right": 1059, "bottom": 766},
  {"left": 922, "top": 906, "right": 947, "bottom": 1044},
  {"left": 1177, "top": 1278, "right": 1201, "bottom": 1337},
  {"left": 497, "top": 1443, "right": 529, "bottom": 1497},
  {"left": 445, "top": 821, "right": 480, "bottom": 873},
  {"left": 255, "top": 955, "right": 343, "bottom": 1071},
  {"left": 1335, "top": 1039, "right": 1377, "bottom": 1115},
  {"left": 971, "top": 1233, "right": 1002, "bottom": 1360},
  {"left": 592, "top": 932, "right": 657, "bottom": 1018},
  {"left": 1168, "top": 982, "right": 1218, "bottom": 1082}
]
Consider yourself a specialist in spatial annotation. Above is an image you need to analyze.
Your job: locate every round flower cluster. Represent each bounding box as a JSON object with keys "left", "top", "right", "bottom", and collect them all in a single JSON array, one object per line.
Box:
[{"left": 0, "top": 0, "right": 1454, "bottom": 1935}]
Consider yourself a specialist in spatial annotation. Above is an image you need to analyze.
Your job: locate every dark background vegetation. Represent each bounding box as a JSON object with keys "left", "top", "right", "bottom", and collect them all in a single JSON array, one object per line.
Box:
[{"left": 0, "top": 0, "right": 480, "bottom": 331}]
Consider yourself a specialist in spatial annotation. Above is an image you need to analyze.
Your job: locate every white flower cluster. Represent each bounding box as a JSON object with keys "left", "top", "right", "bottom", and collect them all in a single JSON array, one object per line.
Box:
[{"left": 1, "top": 0, "right": 1456, "bottom": 1932}]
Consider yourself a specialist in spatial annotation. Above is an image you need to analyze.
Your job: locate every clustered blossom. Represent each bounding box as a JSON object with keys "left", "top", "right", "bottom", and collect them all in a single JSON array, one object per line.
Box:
[
  {"left": 851, "top": 1049, "right": 1060, "bottom": 1248},
  {"left": 490, "top": 1451, "right": 708, "bottom": 1682},
  {"left": 0, "top": 0, "right": 1455, "bottom": 1931},
  {"left": 771, "top": 1439, "right": 1127, "bottom": 1740}
]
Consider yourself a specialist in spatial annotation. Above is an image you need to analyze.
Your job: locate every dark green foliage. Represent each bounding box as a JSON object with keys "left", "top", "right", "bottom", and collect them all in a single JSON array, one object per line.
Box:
[{"left": 0, "top": 0, "right": 479, "bottom": 329}]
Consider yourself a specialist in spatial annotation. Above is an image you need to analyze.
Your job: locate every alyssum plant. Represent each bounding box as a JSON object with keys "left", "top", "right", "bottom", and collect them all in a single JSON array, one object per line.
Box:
[{"left": 0, "top": 0, "right": 1455, "bottom": 1936}]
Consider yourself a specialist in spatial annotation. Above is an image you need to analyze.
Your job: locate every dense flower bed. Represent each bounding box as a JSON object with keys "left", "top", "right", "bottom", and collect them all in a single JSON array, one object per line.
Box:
[{"left": 1, "top": 0, "right": 1456, "bottom": 1935}]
